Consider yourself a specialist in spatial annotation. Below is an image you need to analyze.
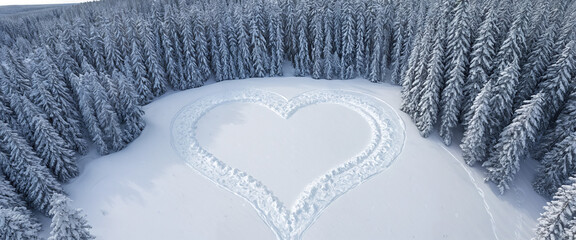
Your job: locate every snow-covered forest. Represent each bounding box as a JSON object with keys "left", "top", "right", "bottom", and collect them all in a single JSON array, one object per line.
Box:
[{"left": 0, "top": 0, "right": 575, "bottom": 238}]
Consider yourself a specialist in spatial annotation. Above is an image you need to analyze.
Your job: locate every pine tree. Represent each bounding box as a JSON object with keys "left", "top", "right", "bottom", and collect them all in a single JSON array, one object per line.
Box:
[
  {"left": 0, "top": 173, "right": 40, "bottom": 240},
  {"left": 462, "top": 2, "right": 499, "bottom": 125},
  {"left": 0, "top": 207, "right": 41, "bottom": 240},
  {"left": 113, "top": 70, "right": 145, "bottom": 143},
  {"left": 389, "top": 1, "right": 408, "bottom": 85},
  {"left": 514, "top": 7, "right": 561, "bottom": 109},
  {"left": 439, "top": 0, "right": 471, "bottom": 145},
  {"left": 534, "top": 131, "right": 576, "bottom": 198},
  {"left": 129, "top": 39, "right": 153, "bottom": 104},
  {"left": 535, "top": 177, "right": 576, "bottom": 240},
  {"left": 92, "top": 75, "right": 126, "bottom": 153},
  {"left": 310, "top": 4, "right": 324, "bottom": 79},
  {"left": 415, "top": 6, "right": 448, "bottom": 137},
  {"left": 181, "top": 12, "right": 201, "bottom": 88},
  {"left": 71, "top": 72, "right": 108, "bottom": 155},
  {"left": 294, "top": 3, "right": 311, "bottom": 77},
  {"left": 138, "top": 19, "right": 168, "bottom": 97},
  {"left": 163, "top": 8, "right": 185, "bottom": 89},
  {"left": 267, "top": 3, "right": 283, "bottom": 77},
  {"left": 340, "top": 0, "right": 356, "bottom": 79},
  {"left": 48, "top": 194, "right": 94, "bottom": 240},
  {"left": 355, "top": 1, "right": 368, "bottom": 78},
  {"left": 323, "top": 3, "right": 335, "bottom": 80},
  {"left": 535, "top": 89, "right": 576, "bottom": 161},
  {"left": 235, "top": 7, "right": 252, "bottom": 80},
  {"left": 249, "top": 2, "right": 268, "bottom": 78},
  {"left": 367, "top": 3, "right": 387, "bottom": 83},
  {"left": 461, "top": 80, "right": 494, "bottom": 166},
  {"left": 192, "top": 9, "right": 210, "bottom": 82},
  {"left": 0, "top": 120, "right": 63, "bottom": 214}
]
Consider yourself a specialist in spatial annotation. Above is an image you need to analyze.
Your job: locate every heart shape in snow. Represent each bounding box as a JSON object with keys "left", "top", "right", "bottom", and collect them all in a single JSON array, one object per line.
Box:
[{"left": 171, "top": 89, "right": 405, "bottom": 240}]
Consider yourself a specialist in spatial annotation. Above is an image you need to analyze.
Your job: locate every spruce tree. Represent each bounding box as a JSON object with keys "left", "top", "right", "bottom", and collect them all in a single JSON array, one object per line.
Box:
[
  {"left": 249, "top": 2, "right": 268, "bottom": 78},
  {"left": 462, "top": 2, "right": 499, "bottom": 125},
  {"left": 0, "top": 173, "right": 40, "bottom": 239},
  {"left": 310, "top": 4, "right": 324, "bottom": 79},
  {"left": 0, "top": 207, "right": 41, "bottom": 240},
  {"left": 439, "top": 0, "right": 471, "bottom": 145},
  {"left": 534, "top": 131, "right": 576, "bottom": 198},
  {"left": 535, "top": 89, "right": 576, "bottom": 161},
  {"left": 267, "top": 3, "right": 283, "bottom": 77},
  {"left": 48, "top": 194, "right": 94, "bottom": 240},
  {"left": 415, "top": 6, "right": 448, "bottom": 138},
  {"left": 235, "top": 7, "right": 252, "bottom": 80},
  {"left": 181, "top": 13, "right": 201, "bottom": 88},
  {"left": 0, "top": 121, "right": 63, "bottom": 214},
  {"left": 535, "top": 177, "right": 576, "bottom": 240},
  {"left": 340, "top": 0, "right": 356, "bottom": 79}
]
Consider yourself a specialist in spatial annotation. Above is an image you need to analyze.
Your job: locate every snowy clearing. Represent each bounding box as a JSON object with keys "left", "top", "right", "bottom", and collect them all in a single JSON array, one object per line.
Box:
[{"left": 63, "top": 77, "right": 545, "bottom": 240}]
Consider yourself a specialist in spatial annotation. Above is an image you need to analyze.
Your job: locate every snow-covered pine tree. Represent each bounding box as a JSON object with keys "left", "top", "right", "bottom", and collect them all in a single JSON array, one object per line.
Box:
[
  {"left": 180, "top": 12, "right": 201, "bottom": 88},
  {"left": 514, "top": 9, "right": 559, "bottom": 109},
  {"left": 397, "top": 1, "right": 427, "bottom": 86},
  {"left": 534, "top": 131, "right": 576, "bottom": 198},
  {"left": 215, "top": 13, "right": 234, "bottom": 81},
  {"left": 461, "top": 79, "right": 494, "bottom": 166},
  {"left": 310, "top": 2, "right": 324, "bottom": 79},
  {"left": 355, "top": 1, "right": 368, "bottom": 78},
  {"left": 71, "top": 71, "right": 108, "bottom": 155},
  {"left": 322, "top": 2, "right": 336, "bottom": 80},
  {"left": 192, "top": 9, "right": 211, "bottom": 83},
  {"left": 340, "top": 0, "right": 356, "bottom": 79},
  {"left": 162, "top": 7, "right": 185, "bottom": 89},
  {"left": 249, "top": 1, "right": 269, "bottom": 78},
  {"left": 129, "top": 37, "right": 153, "bottom": 104},
  {"left": 48, "top": 193, "right": 94, "bottom": 240},
  {"left": 0, "top": 172, "right": 41, "bottom": 239},
  {"left": 88, "top": 26, "right": 106, "bottom": 74},
  {"left": 267, "top": 3, "right": 283, "bottom": 77},
  {"left": 367, "top": 3, "right": 387, "bottom": 83},
  {"left": 535, "top": 176, "right": 576, "bottom": 240},
  {"left": 439, "top": 0, "right": 471, "bottom": 146},
  {"left": 462, "top": 1, "right": 499, "bottom": 125},
  {"left": 403, "top": 6, "right": 436, "bottom": 121},
  {"left": 138, "top": 19, "right": 168, "bottom": 97},
  {"left": 415, "top": 1, "right": 449, "bottom": 138},
  {"left": 389, "top": 0, "right": 408, "bottom": 85},
  {"left": 535, "top": 89, "right": 576, "bottom": 161},
  {"left": 4, "top": 49, "right": 32, "bottom": 93},
  {"left": 294, "top": 2, "right": 311, "bottom": 77},
  {"left": 92, "top": 74, "right": 126, "bottom": 153},
  {"left": 235, "top": 6, "right": 252, "bottom": 80},
  {"left": 103, "top": 22, "right": 122, "bottom": 75},
  {"left": 0, "top": 207, "right": 41, "bottom": 240},
  {"left": 0, "top": 120, "right": 63, "bottom": 214},
  {"left": 485, "top": 40, "right": 576, "bottom": 193},
  {"left": 399, "top": 26, "right": 424, "bottom": 116},
  {"left": 112, "top": 70, "right": 145, "bottom": 143}
]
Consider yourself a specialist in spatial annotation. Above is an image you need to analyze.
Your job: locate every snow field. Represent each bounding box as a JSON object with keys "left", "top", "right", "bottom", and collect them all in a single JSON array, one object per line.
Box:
[{"left": 63, "top": 77, "right": 545, "bottom": 239}]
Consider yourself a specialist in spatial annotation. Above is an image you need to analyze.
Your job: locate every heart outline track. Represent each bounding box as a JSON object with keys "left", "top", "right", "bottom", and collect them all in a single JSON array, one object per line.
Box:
[{"left": 171, "top": 89, "right": 405, "bottom": 240}]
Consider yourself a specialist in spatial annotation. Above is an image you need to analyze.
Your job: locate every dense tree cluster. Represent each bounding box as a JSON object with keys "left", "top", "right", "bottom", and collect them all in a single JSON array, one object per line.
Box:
[
  {"left": 399, "top": 0, "right": 576, "bottom": 199},
  {"left": 0, "top": 0, "right": 575, "bottom": 238}
]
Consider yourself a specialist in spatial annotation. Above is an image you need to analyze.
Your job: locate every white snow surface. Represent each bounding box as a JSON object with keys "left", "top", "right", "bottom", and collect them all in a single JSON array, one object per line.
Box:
[{"left": 62, "top": 77, "right": 546, "bottom": 239}]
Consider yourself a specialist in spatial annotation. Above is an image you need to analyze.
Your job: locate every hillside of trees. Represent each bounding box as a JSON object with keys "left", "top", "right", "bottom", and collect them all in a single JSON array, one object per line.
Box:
[{"left": 0, "top": 0, "right": 575, "bottom": 238}]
